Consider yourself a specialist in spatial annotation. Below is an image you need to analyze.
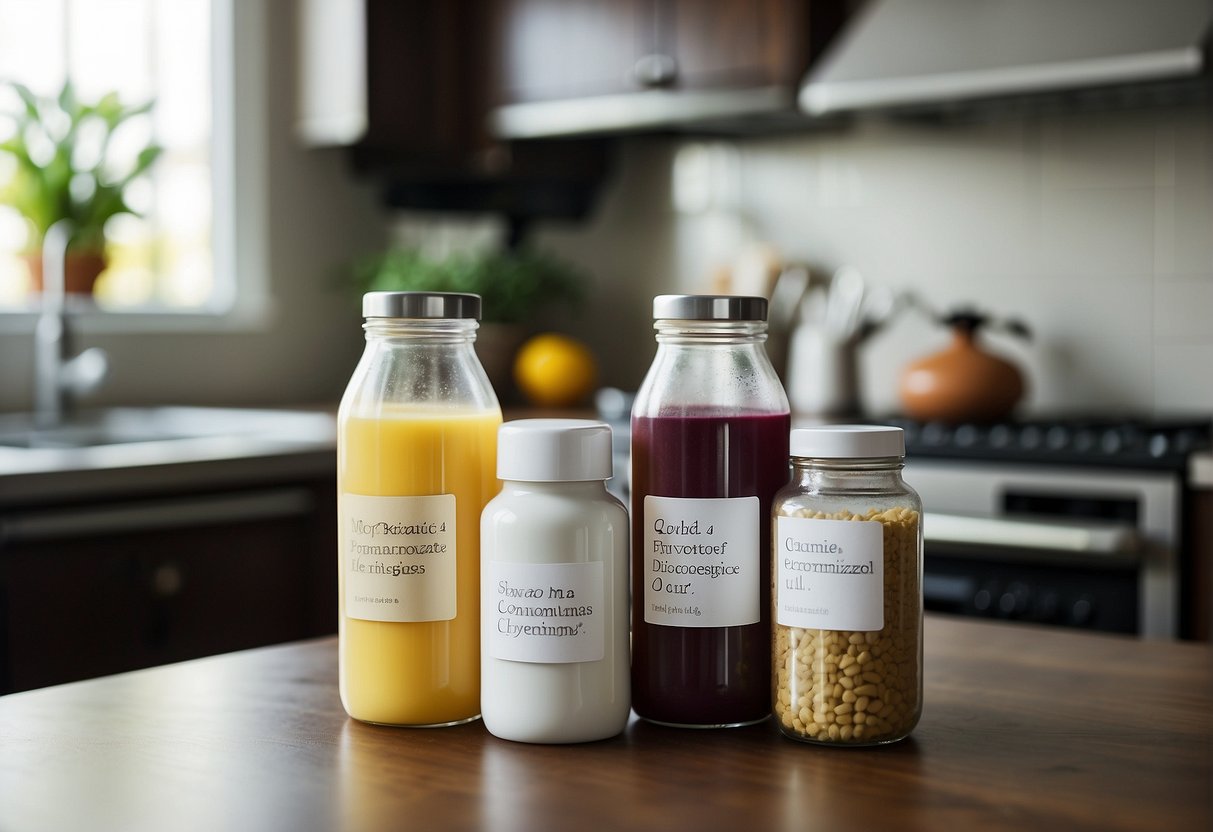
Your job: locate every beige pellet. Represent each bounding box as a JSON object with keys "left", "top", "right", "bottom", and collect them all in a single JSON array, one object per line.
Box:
[{"left": 772, "top": 505, "right": 921, "bottom": 745}]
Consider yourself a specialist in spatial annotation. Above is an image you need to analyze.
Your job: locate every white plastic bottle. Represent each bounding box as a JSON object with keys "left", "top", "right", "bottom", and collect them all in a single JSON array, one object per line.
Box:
[{"left": 480, "top": 419, "right": 631, "bottom": 743}]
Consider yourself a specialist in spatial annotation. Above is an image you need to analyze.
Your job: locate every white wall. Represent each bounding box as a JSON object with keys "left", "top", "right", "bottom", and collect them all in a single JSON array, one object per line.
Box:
[{"left": 536, "top": 103, "right": 1213, "bottom": 417}]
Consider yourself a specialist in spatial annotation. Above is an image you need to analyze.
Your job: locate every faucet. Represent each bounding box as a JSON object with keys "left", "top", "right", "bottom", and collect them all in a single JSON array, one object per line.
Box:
[{"left": 33, "top": 220, "right": 109, "bottom": 428}]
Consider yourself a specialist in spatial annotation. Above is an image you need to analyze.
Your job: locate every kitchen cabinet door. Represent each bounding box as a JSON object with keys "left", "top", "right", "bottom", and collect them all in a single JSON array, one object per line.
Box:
[
  {"left": 487, "top": 0, "right": 846, "bottom": 137},
  {"left": 297, "top": 0, "right": 614, "bottom": 220},
  {"left": 489, "top": 0, "right": 653, "bottom": 104},
  {"left": 661, "top": 0, "right": 810, "bottom": 91},
  {"left": 0, "top": 482, "right": 337, "bottom": 694}
]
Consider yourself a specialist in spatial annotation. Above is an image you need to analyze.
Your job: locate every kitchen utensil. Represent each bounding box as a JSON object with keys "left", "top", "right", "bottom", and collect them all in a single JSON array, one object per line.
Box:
[
  {"left": 785, "top": 267, "right": 899, "bottom": 419},
  {"left": 825, "top": 266, "right": 865, "bottom": 338},
  {"left": 766, "top": 264, "right": 811, "bottom": 378}
]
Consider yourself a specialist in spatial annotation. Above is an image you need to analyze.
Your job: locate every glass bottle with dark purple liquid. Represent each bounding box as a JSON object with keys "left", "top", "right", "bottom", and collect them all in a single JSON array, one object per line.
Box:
[{"left": 630, "top": 295, "right": 791, "bottom": 727}]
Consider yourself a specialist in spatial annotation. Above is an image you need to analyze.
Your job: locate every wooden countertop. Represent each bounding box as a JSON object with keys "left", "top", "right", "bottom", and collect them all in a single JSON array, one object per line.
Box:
[{"left": 2, "top": 616, "right": 1209, "bottom": 832}]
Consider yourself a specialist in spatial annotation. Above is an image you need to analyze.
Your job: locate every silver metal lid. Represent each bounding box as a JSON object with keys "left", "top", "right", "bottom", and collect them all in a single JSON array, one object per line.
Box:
[
  {"left": 652, "top": 294, "right": 768, "bottom": 322},
  {"left": 362, "top": 291, "right": 482, "bottom": 320}
]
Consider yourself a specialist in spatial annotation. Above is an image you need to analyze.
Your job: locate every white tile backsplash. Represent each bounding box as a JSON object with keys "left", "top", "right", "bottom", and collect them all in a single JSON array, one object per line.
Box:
[
  {"left": 1154, "top": 279, "right": 1213, "bottom": 342},
  {"left": 859, "top": 274, "right": 1157, "bottom": 415},
  {"left": 1038, "top": 186, "right": 1157, "bottom": 279},
  {"left": 1153, "top": 343, "right": 1213, "bottom": 412},
  {"left": 1038, "top": 112, "right": 1159, "bottom": 191},
  {"left": 535, "top": 104, "right": 1213, "bottom": 416}
]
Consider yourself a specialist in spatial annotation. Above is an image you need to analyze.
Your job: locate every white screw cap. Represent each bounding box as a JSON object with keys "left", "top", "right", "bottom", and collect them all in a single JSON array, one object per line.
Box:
[
  {"left": 497, "top": 419, "right": 614, "bottom": 481},
  {"left": 790, "top": 425, "right": 905, "bottom": 458}
]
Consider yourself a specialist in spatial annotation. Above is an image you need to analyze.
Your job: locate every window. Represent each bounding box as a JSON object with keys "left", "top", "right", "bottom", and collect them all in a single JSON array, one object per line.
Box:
[{"left": 0, "top": 0, "right": 218, "bottom": 312}]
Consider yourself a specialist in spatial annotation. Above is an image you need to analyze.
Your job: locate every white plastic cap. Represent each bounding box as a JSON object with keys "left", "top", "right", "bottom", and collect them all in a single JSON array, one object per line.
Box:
[
  {"left": 497, "top": 419, "right": 614, "bottom": 481},
  {"left": 790, "top": 425, "right": 905, "bottom": 459}
]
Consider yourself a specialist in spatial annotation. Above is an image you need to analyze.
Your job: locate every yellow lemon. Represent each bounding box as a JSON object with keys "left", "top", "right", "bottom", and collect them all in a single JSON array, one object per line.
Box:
[{"left": 513, "top": 333, "right": 598, "bottom": 408}]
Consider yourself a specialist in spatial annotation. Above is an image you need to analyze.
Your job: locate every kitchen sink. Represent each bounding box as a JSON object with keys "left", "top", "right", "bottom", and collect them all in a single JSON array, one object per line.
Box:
[
  {"left": 0, "top": 406, "right": 337, "bottom": 475},
  {"left": 0, "top": 414, "right": 190, "bottom": 449},
  {"left": 0, "top": 407, "right": 333, "bottom": 449}
]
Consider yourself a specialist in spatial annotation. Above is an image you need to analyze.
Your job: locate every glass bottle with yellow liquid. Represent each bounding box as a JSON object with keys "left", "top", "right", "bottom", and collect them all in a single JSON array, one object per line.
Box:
[{"left": 338, "top": 291, "right": 502, "bottom": 726}]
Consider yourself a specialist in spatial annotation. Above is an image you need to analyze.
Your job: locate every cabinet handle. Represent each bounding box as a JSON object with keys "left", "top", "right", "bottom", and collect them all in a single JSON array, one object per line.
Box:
[
  {"left": 924, "top": 512, "right": 1140, "bottom": 557},
  {"left": 632, "top": 53, "right": 678, "bottom": 88}
]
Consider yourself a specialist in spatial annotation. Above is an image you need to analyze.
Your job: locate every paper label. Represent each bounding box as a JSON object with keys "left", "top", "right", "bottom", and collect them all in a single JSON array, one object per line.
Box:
[
  {"left": 775, "top": 516, "right": 884, "bottom": 631},
  {"left": 485, "top": 560, "right": 605, "bottom": 664},
  {"left": 643, "top": 495, "right": 759, "bottom": 628},
  {"left": 342, "top": 493, "right": 457, "bottom": 622}
]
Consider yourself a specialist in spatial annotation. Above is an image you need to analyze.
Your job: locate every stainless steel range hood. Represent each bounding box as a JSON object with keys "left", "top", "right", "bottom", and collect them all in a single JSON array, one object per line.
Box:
[{"left": 800, "top": 0, "right": 1213, "bottom": 116}]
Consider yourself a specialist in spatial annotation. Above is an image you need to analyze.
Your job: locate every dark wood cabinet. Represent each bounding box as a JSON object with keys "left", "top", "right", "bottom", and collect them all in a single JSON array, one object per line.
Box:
[
  {"left": 486, "top": 0, "right": 845, "bottom": 137},
  {"left": 662, "top": 0, "right": 812, "bottom": 91},
  {"left": 296, "top": 1, "right": 846, "bottom": 217},
  {"left": 488, "top": 0, "right": 653, "bottom": 105},
  {"left": 357, "top": 0, "right": 491, "bottom": 173},
  {"left": 296, "top": 0, "right": 613, "bottom": 224},
  {"left": 490, "top": 0, "right": 817, "bottom": 104},
  {"left": 0, "top": 479, "right": 337, "bottom": 693}
]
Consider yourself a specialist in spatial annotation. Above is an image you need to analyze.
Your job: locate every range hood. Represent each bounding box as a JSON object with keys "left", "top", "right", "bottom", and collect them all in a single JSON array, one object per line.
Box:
[{"left": 800, "top": 0, "right": 1213, "bottom": 115}]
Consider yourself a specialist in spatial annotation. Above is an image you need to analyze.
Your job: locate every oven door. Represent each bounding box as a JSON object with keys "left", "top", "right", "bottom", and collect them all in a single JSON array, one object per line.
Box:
[
  {"left": 923, "top": 513, "right": 1143, "bottom": 633},
  {"left": 908, "top": 460, "right": 1181, "bottom": 638}
]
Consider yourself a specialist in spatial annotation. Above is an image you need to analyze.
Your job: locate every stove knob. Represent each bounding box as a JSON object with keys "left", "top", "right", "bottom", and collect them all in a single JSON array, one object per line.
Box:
[
  {"left": 973, "top": 582, "right": 999, "bottom": 614},
  {"left": 954, "top": 424, "right": 979, "bottom": 447},
  {"left": 1074, "top": 429, "right": 1096, "bottom": 452},
  {"left": 1070, "top": 595, "right": 1095, "bottom": 626},
  {"left": 922, "top": 422, "right": 949, "bottom": 446},
  {"left": 988, "top": 424, "right": 1012, "bottom": 448},
  {"left": 1149, "top": 433, "right": 1170, "bottom": 458},
  {"left": 1045, "top": 426, "right": 1069, "bottom": 450},
  {"left": 1100, "top": 429, "right": 1123, "bottom": 454},
  {"left": 999, "top": 582, "right": 1030, "bottom": 618},
  {"left": 1018, "top": 426, "right": 1042, "bottom": 450},
  {"left": 1035, "top": 590, "right": 1060, "bottom": 622}
]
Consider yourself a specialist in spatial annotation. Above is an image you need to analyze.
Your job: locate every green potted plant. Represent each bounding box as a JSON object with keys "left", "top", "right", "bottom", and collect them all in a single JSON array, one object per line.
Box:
[
  {"left": 0, "top": 80, "right": 162, "bottom": 295},
  {"left": 350, "top": 246, "right": 590, "bottom": 396}
]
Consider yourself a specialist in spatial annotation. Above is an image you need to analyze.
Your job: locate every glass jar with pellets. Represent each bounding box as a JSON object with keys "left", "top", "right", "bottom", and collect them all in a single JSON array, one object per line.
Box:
[{"left": 771, "top": 425, "right": 923, "bottom": 746}]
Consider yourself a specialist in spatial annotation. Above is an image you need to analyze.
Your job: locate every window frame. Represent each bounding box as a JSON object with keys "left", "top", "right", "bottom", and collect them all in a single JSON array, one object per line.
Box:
[{"left": 0, "top": 0, "right": 275, "bottom": 334}]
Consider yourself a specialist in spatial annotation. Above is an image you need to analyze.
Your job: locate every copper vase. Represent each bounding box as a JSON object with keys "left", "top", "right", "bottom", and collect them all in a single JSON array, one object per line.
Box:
[{"left": 899, "top": 325, "right": 1025, "bottom": 423}]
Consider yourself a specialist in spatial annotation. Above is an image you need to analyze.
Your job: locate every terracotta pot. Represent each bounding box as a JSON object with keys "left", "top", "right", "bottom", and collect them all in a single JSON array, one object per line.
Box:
[
  {"left": 899, "top": 326, "right": 1025, "bottom": 424},
  {"left": 23, "top": 251, "right": 108, "bottom": 295}
]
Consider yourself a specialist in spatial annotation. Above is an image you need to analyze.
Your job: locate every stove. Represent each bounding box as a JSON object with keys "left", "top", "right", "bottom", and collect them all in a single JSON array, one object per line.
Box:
[
  {"left": 882, "top": 415, "right": 1212, "bottom": 639},
  {"left": 886, "top": 415, "right": 1212, "bottom": 472}
]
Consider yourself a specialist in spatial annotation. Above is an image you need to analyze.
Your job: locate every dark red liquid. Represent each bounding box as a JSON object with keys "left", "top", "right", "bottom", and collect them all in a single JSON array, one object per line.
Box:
[{"left": 630, "top": 409, "right": 791, "bottom": 725}]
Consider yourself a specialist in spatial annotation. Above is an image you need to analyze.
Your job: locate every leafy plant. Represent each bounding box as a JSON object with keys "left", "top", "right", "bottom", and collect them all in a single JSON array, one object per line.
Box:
[
  {"left": 350, "top": 247, "right": 589, "bottom": 324},
  {"left": 0, "top": 80, "right": 162, "bottom": 252}
]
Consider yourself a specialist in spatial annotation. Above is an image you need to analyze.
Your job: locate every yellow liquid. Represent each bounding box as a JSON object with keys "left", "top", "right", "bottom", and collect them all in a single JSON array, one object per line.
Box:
[{"left": 338, "top": 408, "right": 501, "bottom": 725}]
